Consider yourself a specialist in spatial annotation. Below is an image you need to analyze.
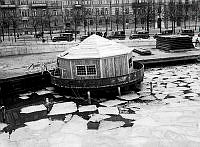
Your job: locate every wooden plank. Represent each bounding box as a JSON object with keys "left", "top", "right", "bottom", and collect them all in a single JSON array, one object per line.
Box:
[
  {"left": 58, "top": 59, "right": 71, "bottom": 79},
  {"left": 102, "top": 57, "right": 115, "bottom": 78},
  {"left": 114, "top": 55, "right": 128, "bottom": 76}
]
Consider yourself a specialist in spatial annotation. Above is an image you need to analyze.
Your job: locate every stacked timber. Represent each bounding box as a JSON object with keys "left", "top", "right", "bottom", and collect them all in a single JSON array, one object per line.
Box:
[{"left": 156, "top": 35, "right": 194, "bottom": 51}]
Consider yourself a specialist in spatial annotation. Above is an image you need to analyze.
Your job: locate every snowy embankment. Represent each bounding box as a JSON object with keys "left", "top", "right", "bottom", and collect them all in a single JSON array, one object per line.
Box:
[
  {"left": 0, "top": 41, "right": 78, "bottom": 57},
  {"left": 0, "top": 38, "right": 156, "bottom": 57},
  {"left": 1, "top": 64, "right": 200, "bottom": 146}
]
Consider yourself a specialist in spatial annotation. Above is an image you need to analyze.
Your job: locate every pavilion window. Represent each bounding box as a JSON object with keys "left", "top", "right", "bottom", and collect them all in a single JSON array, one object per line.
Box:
[
  {"left": 76, "top": 65, "right": 96, "bottom": 76},
  {"left": 76, "top": 66, "right": 86, "bottom": 75},
  {"left": 86, "top": 65, "right": 96, "bottom": 75}
]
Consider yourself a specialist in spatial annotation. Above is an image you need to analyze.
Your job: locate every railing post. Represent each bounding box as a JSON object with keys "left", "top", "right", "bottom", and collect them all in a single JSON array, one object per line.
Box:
[
  {"left": 150, "top": 82, "right": 153, "bottom": 95},
  {"left": 0, "top": 106, "right": 6, "bottom": 123},
  {"left": 87, "top": 91, "right": 91, "bottom": 104},
  {"left": 118, "top": 87, "right": 121, "bottom": 97}
]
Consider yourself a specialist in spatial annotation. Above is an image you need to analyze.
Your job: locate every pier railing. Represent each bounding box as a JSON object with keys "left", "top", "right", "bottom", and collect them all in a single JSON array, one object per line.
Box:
[{"left": 50, "top": 62, "right": 144, "bottom": 89}]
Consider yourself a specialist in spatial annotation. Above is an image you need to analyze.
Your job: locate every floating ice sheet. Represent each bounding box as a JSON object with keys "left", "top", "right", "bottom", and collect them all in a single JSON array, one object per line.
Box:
[
  {"left": 64, "top": 114, "right": 73, "bottom": 122},
  {"left": 98, "top": 120, "right": 125, "bottom": 131},
  {"left": 89, "top": 114, "right": 111, "bottom": 122},
  {"left": 25, "top": 119, "right": 50, "bottom": 130},
  {"left": 20, "top": 104, "right": 47, "bottom": 113},
  {"left": 19, "top": 95, "right": 29, "bottom": 100},
  {"left": 53, "top": 95, "right": 63, "bottom": 99},
  {"left": 184, "top": 93, "right": 199, "bottom": 97},
  {"left": 134, "top": 117, "right": 160, "bottom": 127},
  {"left": 140, "top": 95, "right": 156, "bottom": 101},
  {"left": 99, "top": 99, "right": 126, "bottom": 107},
  {"left": 120, "top": 114, "right": 137, "bottom": 120},
  {"left": 36, "top": 90, "right": 52, "bottom": 95},
  {"left": 45, "top": 87, "right": 55, "bottom": 91},
  {"left": 78, "top": 105, "right": 97, "bottom": 112},
  {"left": 98, "top": 107, "right": 119, "bottom": 115},
  {"left": 61, "top": 115, "right": 87, "bottom": 134},
  {"left": 118, "top": 93, "right": 140, "bottom": 101},
  {"left": 48, "top": 102, "right": 77, "bottom": 115},
  {"left": 0, "top": 123, "right": 7, "bottom": 130},
  {"left": 154, "top": 94, "right": 167, "bottom": 100}
]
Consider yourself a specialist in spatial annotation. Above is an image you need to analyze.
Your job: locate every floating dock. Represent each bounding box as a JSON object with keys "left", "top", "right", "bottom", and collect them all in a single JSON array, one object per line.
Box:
[{"left": 134, "top": 48, "right": 200, "bottom": 65}]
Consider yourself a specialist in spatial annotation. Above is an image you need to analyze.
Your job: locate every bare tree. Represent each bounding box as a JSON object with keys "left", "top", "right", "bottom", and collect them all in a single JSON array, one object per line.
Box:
[
  {"left": 168, "top": 0, "right": 176, "bottom": 33},
  {"left": 10, "top": 9, "right": 19, "bottom": 42},
  {"left": 31, "top": 16, "right": 40, "bottom": 37},
  {"left": 132, "top": 0, "right": 140, "bottom": 33},
  {"left": 194, "top": 1, "right": 199, "bottom": 30},
  {"left": 183, "top": 1, "right": 190, "bottom": 29},
  {"left": 0, "top": 6, "right": 3, "bottom": 42},
  {"left": 45, "top": 8, "right": 53, "bottom": 39},
  {"left": 2, "top": 11, "right": 11, "bottom": 41},
  {"left": 72, "top": 4, "right": 84, "bottom": 40}
]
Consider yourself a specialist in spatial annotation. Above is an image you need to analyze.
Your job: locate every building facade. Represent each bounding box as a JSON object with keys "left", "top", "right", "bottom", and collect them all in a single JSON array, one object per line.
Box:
[
  {"left": 0, "top": 0, "right": 199, "bottom": 35},
  {"left": 0, "top": 0, "right": 64, "bottom": 34}
]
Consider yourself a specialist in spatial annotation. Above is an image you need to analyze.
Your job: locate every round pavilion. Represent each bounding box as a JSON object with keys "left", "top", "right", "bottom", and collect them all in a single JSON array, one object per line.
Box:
[{"left": 51, "top": 35, "right": 144, "bottom": 97}]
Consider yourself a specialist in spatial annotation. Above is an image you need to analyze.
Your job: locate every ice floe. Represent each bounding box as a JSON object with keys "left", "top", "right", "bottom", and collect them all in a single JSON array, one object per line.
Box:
[
  {"left": 98, "top": 121, "right": 125, "bottom": 131},
  {"left": 154, "top": 94, "right": 167, "bottom": 100},
  {"left": 25, "top": 119, "right": 50, "bottom": 130},
  {"left": 134, "top": 117, "right": 160, "bottom": 127},
  {"left": 78, "top": 105, "right": 97, "bottom": 112},
  {"left": 48, "top": 102, "right": 77, "bottom": 115},
  {"left": 118, "top": 93, "right": 140, "bottom": 101},
  {"left": 0, "top": 123, "right": 7, "bottom": 130},
  {"left": 35, "top": 90, "right": 52, "bottom": 95},
  {"left": 45, "top": 87, "right": 55, "bottom": 91},
  {"left": 99, "top": 99, "right": 126, "bottom": 107},
  {"left": 98, "top": 107, "right": 119, "bottom": 115},
  {"left": 19, "top": 95, "right": 30, "bottom": 100},
  {"left": 53, "top": 95, "right": 63, "bottom": 99},
  {"left": 88, "top": 114, "right": 111, "bottom": 122},
  {"left": 184, "top": 93, "right": 199, "bottom": 97},
  {"left": 140, "top": 95, "right": 156, "bottom": 101},
  {"left": 60, "top": 115, "right": 87, "bottom": 134},
  {"left": 20, "top": 104, "right": 47, "bottom": 113}
]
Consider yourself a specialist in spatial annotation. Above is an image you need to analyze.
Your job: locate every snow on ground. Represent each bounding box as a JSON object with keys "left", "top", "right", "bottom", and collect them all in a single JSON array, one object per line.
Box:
[{"left": 1, "top": 63, "right": 200, "bottom": 146}]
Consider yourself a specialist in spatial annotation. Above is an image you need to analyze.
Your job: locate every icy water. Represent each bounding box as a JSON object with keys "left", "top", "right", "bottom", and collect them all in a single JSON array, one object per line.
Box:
[{"left": 1, "top": 63, "right": 200, "bottom": 147}]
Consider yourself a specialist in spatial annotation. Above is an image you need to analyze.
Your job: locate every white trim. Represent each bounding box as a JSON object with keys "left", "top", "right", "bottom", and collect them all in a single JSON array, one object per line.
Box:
[
  {"left": 70, "top": 60, "right": 73, "bottom": 79},
  {"left": 100, "top": 59, "right": 103, "bottom": 78}
]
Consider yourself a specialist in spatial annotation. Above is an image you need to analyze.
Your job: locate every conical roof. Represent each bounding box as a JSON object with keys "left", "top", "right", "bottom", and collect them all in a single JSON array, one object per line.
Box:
[{"left": 59, "top": 34, "right": 132, "bottom": 59}]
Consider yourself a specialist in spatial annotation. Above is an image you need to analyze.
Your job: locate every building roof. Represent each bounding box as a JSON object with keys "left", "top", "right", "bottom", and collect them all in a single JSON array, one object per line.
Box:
[{"left": 58, "top": 34, "right": 133, "bottom": 59}]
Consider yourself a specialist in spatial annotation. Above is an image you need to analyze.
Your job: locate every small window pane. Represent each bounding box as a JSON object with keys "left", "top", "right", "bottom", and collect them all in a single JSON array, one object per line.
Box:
[
  {"left": 77, "top": 66, "right": 86, "bottom": 75},
  {"left": 87, "top": 65, "right": 96, "bottom": 75}
]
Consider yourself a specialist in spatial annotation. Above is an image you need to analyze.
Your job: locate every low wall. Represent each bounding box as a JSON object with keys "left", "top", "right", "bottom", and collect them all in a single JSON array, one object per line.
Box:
[{"left": 0, "top": 42, "right": 77, "bottom": 57}]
